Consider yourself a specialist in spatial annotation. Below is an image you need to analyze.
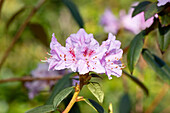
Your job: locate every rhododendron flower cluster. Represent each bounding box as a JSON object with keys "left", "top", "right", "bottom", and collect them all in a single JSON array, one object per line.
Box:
[
  {"left": 45, "top": 29, "right": 124, "bottom": 79},
  {"left": 25, "top": 63, "right": 67, "bottom": 99},
  {"left": 100, "top": 3, "right": 154, "bottom": 34}
]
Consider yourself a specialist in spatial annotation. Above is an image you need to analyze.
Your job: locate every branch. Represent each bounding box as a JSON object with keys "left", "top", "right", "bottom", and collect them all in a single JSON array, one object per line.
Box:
[
  {"left": 0, "top": 0, "right": 46, "bottom": 70},
  {"left": 0, "top": 0, "right": 4, "bottom": 18},
  {"left": 0, "top": 75, "right": 63, "bottom": 83},
  {"left": 144, "top": 83, "right": 169, "bottom": 113}
]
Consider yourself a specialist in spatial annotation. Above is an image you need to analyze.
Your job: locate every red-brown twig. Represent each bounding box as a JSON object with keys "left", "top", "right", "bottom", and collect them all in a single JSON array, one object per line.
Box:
[
  {"left": 144, "top": 84, "right": 169, "bottom": 113},
  {"left": 0, "top": 75, "right": 63, "bottom": 83},
  {"left": 0, "top": 0, "right": 46, "bottom": 70},
  {"left": 0, "top": 0, "right": 4, "bottom": 18}
]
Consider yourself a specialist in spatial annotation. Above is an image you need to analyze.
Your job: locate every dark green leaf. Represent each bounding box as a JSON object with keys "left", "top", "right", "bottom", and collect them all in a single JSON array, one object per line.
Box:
[
  {"left": 89, "top": 72, "right": 103, "bottom": 79},
  {"left": 88, "top": 99, "right": 104, "bottom": 113},
  {"left": 159, "top": 14, "right": 170, "bottom": 26},
  {"left": 53, "top": 86, "right": 74, "bottom": 108},
  {"left": 63, "top": 92, "right": 81, "bottom": 113},
  {"left": 25, "top": 105, "right": 54, "bottom": 113},
  {"left": 119, "top": 93, "right": 131, "bottom": 113},
  {"left": 62, "top": 0, "right": 84, "bottom": 28},
  {"left": 142, "top": 49, "right": 170, "bottom": 84},
  {"left": 6, "top": 7, "right": 26, "bottom": 31},
  {"left": 45, "top": 73, "right": 74, "bottom": 105},
  {"left": 158, "top": 6, "right": 170, "bottom": 26},
  {"left": 87, "top": 82, "right": 104, "bottom": 103},
  {"left": 132, "top": 1, "right": 151, "bottom": 17},
  {"left": 144, "top": 2, "right": 164, "bottom": 21},
  {"left": 158, "top": 24, "right": 170, "bottom": 52},
  {"left": 28, "top": 23, "right": 49, "bottom": 47},
  {"left": 127, "top": 30, "right": 146, "bottom": 74},
  {"left": 123, "top": 70, "right": 149, "bottom": 96}
]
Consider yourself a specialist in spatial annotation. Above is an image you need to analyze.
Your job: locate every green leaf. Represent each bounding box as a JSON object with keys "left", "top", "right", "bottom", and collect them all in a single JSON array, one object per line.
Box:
[
  {"left": 158, "top": 4, "right": 170, "bottom": 26},
  {"left": 119, "top": 93, "right": 131, "bottom": 113},
  {"left": 87, "top": 82, "right": 104, "bottom": 103},
  {"left": 142, "top": 49, "right": 170, "bottom": 84},
  {"left": 25, "top": 105, "right": 54, "bottom": 113},
  {"left": 127, "top": 30, "right": 146, "bottom": 74},
  {"left": 85, "top": 99, "right": 105, "bottom": 113},
  {"left": 144, "top": 2, "right": 164, "bottom": 21},
  {"left": 62, "top": 0, "right": 84, "bottom": 28},
  {"left": 132, "top": 1, "right": 151, "bottom": 17},
  {"left": 159, "top": 14, "right": 170, "bottom": 26},
  {"left": 45, "top": 73, "right": 74, "bottom": 105},
  {"left": 123, "top": 70, "right": 149, "bottom": 96},
  {"left": 28, "top": 23, "right": 49, "bottom": 47},
  {"left": 158, "top": 24, "right": 170, "bottom": 52},
  {"left": 53, "top": 86, "right": 74, "bottom": 109}
]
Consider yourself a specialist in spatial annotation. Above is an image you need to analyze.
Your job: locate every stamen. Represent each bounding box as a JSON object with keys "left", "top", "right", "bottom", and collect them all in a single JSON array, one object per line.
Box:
[
  {"left": 64, "top": 54, "right": 66, "bottom": 58},
  {"left": 40, "top": 59, "right": 47, "bottom": 62}
]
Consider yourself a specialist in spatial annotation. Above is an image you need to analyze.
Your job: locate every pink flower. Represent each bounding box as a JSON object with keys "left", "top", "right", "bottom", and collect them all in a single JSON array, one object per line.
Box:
[
  {"left": 120, "top": 8, "right": 154, "bottom": 34},
  {"left": 45, "top": 29, "right": 124, "bottom": 79},
  {"left": 101, "top": 33, "right": 123, "bottom": 79},
  {"left": 100, "top": 9, "right": 120, "bottom": 34},
  {"left": 157, "top": 0, "right": 170, "bottom": 6},
  {"left": 25, "top": 63, "right": 61, "bottom": 99}
]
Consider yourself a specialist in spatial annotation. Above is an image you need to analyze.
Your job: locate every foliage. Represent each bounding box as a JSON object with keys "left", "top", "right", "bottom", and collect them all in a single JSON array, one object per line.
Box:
[{"left": 0, "top": 0, "right": 169, "bottom": 113}]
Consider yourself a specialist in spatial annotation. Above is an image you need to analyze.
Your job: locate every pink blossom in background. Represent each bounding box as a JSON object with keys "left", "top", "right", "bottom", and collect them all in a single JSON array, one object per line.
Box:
[
  {"left": 120, "top": 8, "right": 154, "bottom": 34},
  {"left": 100, "top": 9, "right": 120, "bottom": 34},
  {"left": 157, "top": 0, "right": 170, "bottom": 6},
  {"left": 46, "top": 29, "right": 124, "bottom": 79},
  {"left": 25, "top": 63, "right": 66, "bottom": 99}
]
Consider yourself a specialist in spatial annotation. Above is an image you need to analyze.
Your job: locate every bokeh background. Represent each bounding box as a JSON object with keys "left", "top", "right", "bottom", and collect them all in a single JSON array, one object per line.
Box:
[{"left": 0, "top": 0, "right": 169, "bottom": 113}]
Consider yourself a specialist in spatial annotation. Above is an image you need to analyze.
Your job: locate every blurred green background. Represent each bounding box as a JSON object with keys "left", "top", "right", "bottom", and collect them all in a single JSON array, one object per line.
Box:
[{"left": 0, "top": 0, "right": 169, "bottom": 113}]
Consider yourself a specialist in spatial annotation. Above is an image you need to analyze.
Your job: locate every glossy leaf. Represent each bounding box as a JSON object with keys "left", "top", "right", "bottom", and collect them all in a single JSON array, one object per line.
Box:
[
  {"left": 127, "top": 30, "right": 146, "bottom": 74},
  {"left": 6, "top": 7, "right": 26, "bottom": 31},
  {"left": 53, "top": 86, "right": 74, "bottom": 108},
  {"left": 45, "top": 73, "right": 74, "bottom": 105},
  {"left": 132, "top": 1, "right": 151, "bottom": 17},
  {"left": 123, "top": 70, "right": 149, "bottom": 96},
  {"left": 144, "top": 2, "right": 164, "bottom": 21},
  {"left": 142, "top": 49, "right": 170, "bottom": 84},
  {"left": 158, "top": 24, "right": 170, "bottom": 52},
  {"left": 158, "top": 6, "right": 170, "bottom": 26},
  {"left": 87, "top": 82, "right": 104, "bottom": 103},
  {"left": 86, "top": 99, "right": 105, "bottom": 113},
  {"left": 25, "top": 105, "right": 54, "bottom": 113},
  {"left": 28, "top": 23, "right": 49, "bottom": 47},
  {"left": 62, "top": 0, "right": 84, "bottom": 28},
  {"left": 119, "top": 93, "right": 131, "bottom": 113}
]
